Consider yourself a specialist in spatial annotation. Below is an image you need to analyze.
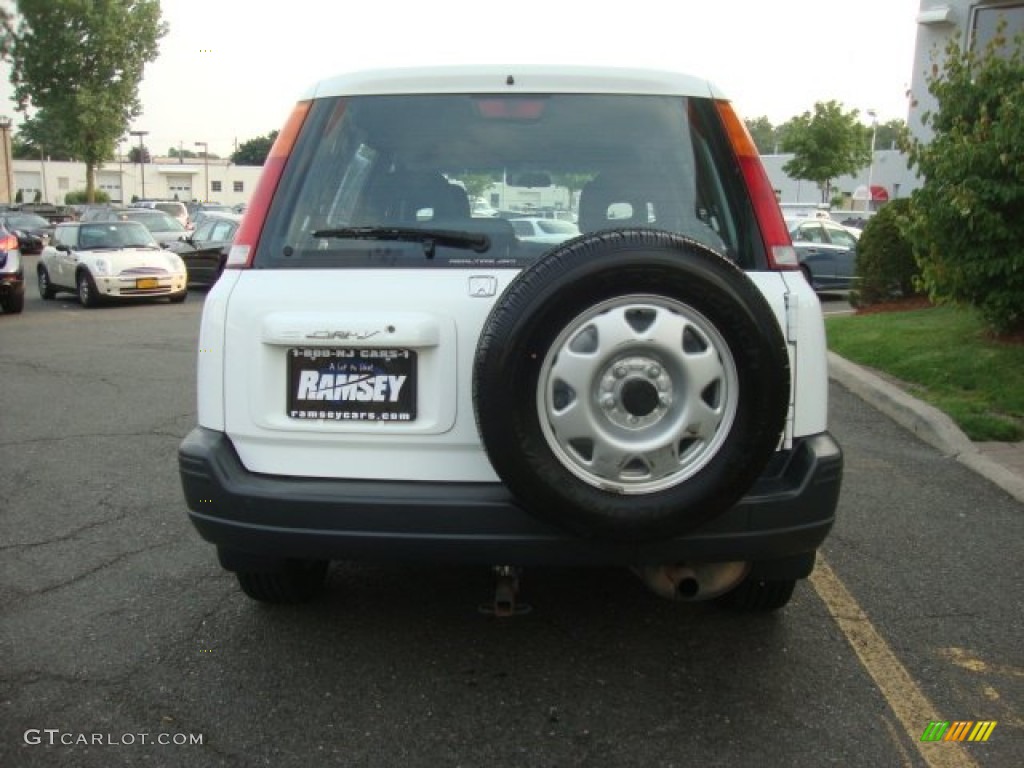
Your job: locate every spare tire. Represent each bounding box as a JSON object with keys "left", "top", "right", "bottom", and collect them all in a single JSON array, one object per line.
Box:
[{"left": 473, "top": 229, "right": 790, "bottom": 541}]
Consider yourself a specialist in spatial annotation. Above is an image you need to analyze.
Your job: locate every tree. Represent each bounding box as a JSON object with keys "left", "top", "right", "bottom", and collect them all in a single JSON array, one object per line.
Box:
[
  {"left": 905, "top": 28, "right": 1024, "bottom": 335},
  {"left": 169, "top": 147, "right": 198, "bottom": 160},
  {"left": 13, "top": 113, "right": 78, "bottom": 160},
  {"left": 457, "top": 172, "right": 500, "bottom": 203},
  {"left": 231, "top": 131, "right": 279, "bottom": 166},
  {"left": 874, "top": 118, "right": 908, "bottom": 151},
  {"left": 744, "top": 116, "right": 779, "bottom": 154},
  {"left": 2, "top": 1, "right": 167, "bottom": 202},
  {"left": 128, "top": 145, "right": 152, "bottom": 164},
  {"left": 781, "top": 101, "right": 872, "bottom": 203}
]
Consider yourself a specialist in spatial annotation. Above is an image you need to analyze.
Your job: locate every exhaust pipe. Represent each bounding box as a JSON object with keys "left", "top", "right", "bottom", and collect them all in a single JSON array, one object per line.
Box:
[{"left": 633, "top": 562, "right": 749, "bottom": 601}]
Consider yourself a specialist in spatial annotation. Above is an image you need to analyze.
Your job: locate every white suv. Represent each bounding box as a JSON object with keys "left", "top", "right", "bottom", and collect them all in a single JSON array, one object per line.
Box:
[{"left": 179, "top": 66, "right": 842, "bottom": 611}]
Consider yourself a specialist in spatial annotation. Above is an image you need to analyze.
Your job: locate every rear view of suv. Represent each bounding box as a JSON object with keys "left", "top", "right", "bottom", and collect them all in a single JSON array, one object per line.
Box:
[{"left": 179, "top": 66, "right": 842, "bottom": 611}]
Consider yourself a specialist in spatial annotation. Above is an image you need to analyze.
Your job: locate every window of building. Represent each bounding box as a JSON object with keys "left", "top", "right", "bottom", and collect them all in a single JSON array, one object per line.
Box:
[
  {"left": 211, "top": 180, "right": 222, "bottom": 193},
  {"left": 233, "top": 181, "right": 244, "bottom": 193},
  {"left": 972, "top": 3, "right": 1024, "bottom": 56}
]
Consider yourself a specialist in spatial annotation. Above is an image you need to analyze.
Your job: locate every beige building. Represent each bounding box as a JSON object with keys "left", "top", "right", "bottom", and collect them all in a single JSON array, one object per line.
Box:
[{"left": 6, "top": 155, "right": 264, "bottom": 207}]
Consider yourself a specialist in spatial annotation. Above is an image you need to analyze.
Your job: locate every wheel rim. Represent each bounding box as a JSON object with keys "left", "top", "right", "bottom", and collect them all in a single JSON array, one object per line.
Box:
[
  {"left": 77, "top": 274, "right": 90, "bottom": 304},
  {"left": 38, "top": 270, "right": 48, "bottom": 296},
  {"left": 536, "top": 294, "right": 739, "bottom": 494}
]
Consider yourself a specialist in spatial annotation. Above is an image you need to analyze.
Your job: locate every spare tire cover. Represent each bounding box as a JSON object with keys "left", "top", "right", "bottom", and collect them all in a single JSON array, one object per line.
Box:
[{"left": 473, "top": 230, "right": 791, "bottom": 541}]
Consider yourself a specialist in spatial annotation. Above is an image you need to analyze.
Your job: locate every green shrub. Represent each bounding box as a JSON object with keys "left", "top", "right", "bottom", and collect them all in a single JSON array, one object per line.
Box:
[
  {"left": 853, "top": 199, "right": 920, "bottom": 305},
  {"left": 64, "top": 189, "right": 111, "bottom": 204},
  {"left": 905, "top": 29, "right": 1024, "bottom": 335}
]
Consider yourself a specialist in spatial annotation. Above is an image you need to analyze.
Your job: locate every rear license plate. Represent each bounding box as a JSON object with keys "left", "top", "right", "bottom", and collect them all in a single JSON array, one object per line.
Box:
[
  {"left": 136, "top": 277, "right": 158, "bottom": 289},
  {"left": 287, "top": 348, "right": 417, "bottom": 421}
]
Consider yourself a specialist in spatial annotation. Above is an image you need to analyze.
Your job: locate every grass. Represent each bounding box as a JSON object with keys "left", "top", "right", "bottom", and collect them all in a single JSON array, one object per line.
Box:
[{"left": 825, "top": 304, "right": 1024, "bottom": 442}]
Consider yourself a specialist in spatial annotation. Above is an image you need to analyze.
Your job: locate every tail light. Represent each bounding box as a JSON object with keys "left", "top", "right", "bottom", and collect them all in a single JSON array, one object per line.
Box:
[
  {"left": 715, "top": 101, "right": 798, "bottom": 270},
  {"left": 226, "top": 100, "right": 312, "bottom": 269},
  {"left": 0, "top": 233, "right": 18, "bottom": 251}
]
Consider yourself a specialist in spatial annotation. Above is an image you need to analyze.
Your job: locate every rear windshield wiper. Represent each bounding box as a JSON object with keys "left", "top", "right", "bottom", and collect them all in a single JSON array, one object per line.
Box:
[{"left": 311, "top": 226, "right": 490, "bottom": 257}]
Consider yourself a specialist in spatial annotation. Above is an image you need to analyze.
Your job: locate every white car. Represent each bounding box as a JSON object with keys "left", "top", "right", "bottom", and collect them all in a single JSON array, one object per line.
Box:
[
  {"left": 179, "top": 66, "right": 841, "bottom": 612},
  {"left": 509, "top": 216, "right": 581, "bottom": 244},
  {"left": 37, "top": 221, "right": 188, "bottom": 307}
]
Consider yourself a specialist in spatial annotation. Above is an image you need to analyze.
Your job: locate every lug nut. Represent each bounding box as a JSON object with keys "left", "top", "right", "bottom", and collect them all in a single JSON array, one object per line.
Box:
[
  {"left": 601, "top": 395, "right": 616, "bottom": 409},
  {"left": 648, "top": 365, "right": 661, "bottom": 378},
  {"left": 614, "top": 365, "right": 627, "bottom": 378}
]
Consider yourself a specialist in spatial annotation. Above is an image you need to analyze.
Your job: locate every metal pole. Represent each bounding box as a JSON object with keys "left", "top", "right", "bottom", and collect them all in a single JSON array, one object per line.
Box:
[
  {"left": 865, "top": 109, "right": 878, "bottom": 213},
  {"left": 194, "top": 141, "right": 209, "bottom": 202},
  {"left": 130, "top": 130, "right": 148, "bottom": 200}
]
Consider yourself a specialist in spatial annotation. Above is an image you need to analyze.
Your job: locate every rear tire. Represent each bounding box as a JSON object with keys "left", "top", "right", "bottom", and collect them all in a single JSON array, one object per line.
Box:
[
  {"left": 717, "top": 575, "right": 796, "bottom": 613},
  {"left": 0, "top": 289, "right": 24, "bottom": 314},
  {"left": 235, "top": 560, "right": 329, "bottom": 604}
]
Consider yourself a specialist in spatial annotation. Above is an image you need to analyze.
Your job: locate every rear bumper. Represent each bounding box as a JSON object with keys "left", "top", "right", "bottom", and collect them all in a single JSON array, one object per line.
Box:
[{"left": 179, "top": 427, "right": 842, "bottom": 567}]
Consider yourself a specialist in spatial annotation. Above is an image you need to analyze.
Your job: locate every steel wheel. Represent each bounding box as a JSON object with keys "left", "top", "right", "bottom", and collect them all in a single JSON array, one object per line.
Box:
[{"left": 537, "top": 295, "right": 738, "bottom": 494}]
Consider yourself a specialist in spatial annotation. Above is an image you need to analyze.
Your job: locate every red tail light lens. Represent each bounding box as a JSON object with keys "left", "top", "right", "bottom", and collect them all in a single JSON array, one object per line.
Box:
[
  {"left": 0, "top": 234, "right": 18, "bottom": 251},
  {"left": 715, "top": 101, "right": 798, "bottom": 270},
  {"left": 226, "top": 100, "right": 312, "bottom": 269}
]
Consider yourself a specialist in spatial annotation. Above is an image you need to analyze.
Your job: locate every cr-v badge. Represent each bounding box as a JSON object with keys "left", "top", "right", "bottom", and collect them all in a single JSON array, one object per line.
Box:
[{"left": 469, "top": 276, "right": 497, "bottom": 297}]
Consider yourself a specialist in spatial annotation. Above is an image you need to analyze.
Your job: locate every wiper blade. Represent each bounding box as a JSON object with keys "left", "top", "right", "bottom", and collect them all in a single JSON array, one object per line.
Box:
[{"left": 311, "top": 226, "right": 490, "bottom": 256}]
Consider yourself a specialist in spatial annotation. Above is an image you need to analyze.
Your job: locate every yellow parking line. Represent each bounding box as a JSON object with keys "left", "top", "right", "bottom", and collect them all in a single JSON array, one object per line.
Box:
[{"left": 810, "top": 557, "right": 978, "bottom": 768}]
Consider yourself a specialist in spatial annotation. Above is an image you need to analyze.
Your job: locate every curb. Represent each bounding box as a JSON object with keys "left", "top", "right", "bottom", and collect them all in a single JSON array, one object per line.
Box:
[{"left": 827, "top": 351, "right": 1024, "bottom": 504}]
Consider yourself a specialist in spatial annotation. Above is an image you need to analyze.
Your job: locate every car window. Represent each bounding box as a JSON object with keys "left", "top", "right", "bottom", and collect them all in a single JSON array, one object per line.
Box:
[
  {"left": 797, "top": 223, "right": 826, "bottom": 243},
  {"left": 125, "top": 211, "right": 185, "bottom": 232},
  {"left": 536, "top": 220, "right": 579, "bottom": 235},
  {"left": 509, "top": 220, "right": 534, "bottom": 237},
  {"left": 257, "top": 93, "right": 755, "bottom": 269},
  {"left": 825, "top": 225, "right": 857, "bottom": 248},
  {"left": 194, "top": 220, "right": 217, "bottom": 241},
  {"left": 53, "top": 224, "right": 78, "bottom": 248},
  {"left": 7, "top": 213, "right": 50, "bottom": 229},
  {"left": 209, "top": 220, "right": 236, "bottom": 241},
  {"left": 79, "top": 222, "right": 157, "bottom": 249}
]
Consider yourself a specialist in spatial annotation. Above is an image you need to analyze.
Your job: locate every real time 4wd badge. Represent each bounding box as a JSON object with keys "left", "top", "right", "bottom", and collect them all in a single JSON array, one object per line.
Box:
[{"left": 287, "top": 348, "right": 417, "bottom": 421}]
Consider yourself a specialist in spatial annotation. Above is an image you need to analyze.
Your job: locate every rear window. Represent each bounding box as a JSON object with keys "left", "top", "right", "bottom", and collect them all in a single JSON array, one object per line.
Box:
[
  {"left": 257, "top": 93, "right": 763, "bottom": 269},
  {"left": 154, "top": 203, "right": 186, "bottom": 218}
]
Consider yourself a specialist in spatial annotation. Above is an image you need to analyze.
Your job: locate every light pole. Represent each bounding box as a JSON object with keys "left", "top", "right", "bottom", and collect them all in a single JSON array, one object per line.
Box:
[
  {"left": 865, "top": 109, "right": 878, "bottom": 213},
  {"left": 129, "top": 129, "right": 148, "bottom": 200},
  {"left": 0, "top": 115, "right": 12, "bottom": 204},
  {"left": 194, "top": 141, "right": 209, "bottom": 202}
]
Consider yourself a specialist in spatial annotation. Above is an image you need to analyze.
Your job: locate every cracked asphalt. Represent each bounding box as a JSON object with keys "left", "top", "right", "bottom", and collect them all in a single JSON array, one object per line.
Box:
[{"left": 1, "top": 275, "right": 1020, "bottom": 767}]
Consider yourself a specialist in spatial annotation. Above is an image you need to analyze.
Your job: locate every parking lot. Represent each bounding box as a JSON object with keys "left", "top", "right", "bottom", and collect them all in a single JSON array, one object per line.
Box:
[{"left": 1, "top": 261, "right": 1020, "bottom": 768}]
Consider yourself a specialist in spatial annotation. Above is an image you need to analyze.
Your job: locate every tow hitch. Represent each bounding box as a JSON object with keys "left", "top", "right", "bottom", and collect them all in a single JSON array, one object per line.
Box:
[{"left": 479, "top": 565, "right": 531, "bottom": 617}]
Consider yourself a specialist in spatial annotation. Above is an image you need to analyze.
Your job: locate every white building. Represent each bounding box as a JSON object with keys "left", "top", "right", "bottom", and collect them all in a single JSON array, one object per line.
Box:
[
  {"left": 8, "top": 155, "right": 265, "bottom": 207},
  {"left": 909, "top": 0, "right": 1024, "bottom": 141}
]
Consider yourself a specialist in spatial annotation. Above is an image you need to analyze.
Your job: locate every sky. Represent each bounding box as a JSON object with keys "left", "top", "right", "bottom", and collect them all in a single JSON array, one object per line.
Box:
[{"left": 1, "top": 0, "right": 924, "bottom": 159}]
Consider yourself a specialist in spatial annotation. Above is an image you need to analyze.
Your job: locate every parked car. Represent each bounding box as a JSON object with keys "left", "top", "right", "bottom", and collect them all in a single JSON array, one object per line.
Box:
[
  {"left": 79, "top": 204, "right": 128, "bottom": 222},
  {"left": 131, "top": 200, "right": 189, "bottom": 229},
  {"left": 0, "top": 211, "right": 54, "bottom": 254},
  {"left": 786, "top": 217, "right": 860, "bottom": 291},
  {"left": 509, "top": 217, "right": 581, "bottom": 244},
  {"left": 188, "top": 205, "right": 236, "bottom": 231},
  {"left": 37, "top": 221, "right": 187, "bottom": 307},
  {"left": 165, "top": 212, "right": 240, "bottom": 287},
  {"left": 179, "top": 66, "right": 842, "bottom": 612},
  {"left": 87, "top": 208, "right": 188, "bottom": 246},
  {"left": 0, "top": 225, "right": 25, "bottom": 314}
]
